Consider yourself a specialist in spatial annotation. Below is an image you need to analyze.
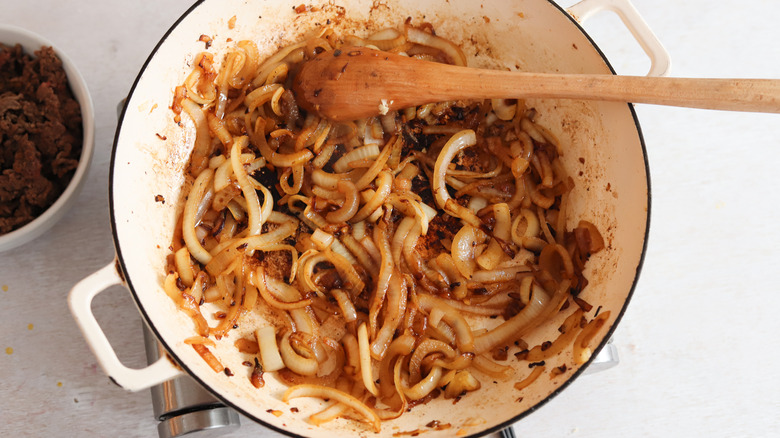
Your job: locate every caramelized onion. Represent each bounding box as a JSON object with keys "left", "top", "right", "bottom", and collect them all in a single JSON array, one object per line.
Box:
[
  {"left": 283, "top": 384, "right": 381, "bottom": 432},
  {"left": 432, "top": 130, "right": 477, "bottom": 212},
  {"left": 256, "top": 326, "right": 284, "bottom": 372},
  {"left": 183, "top": 168, "right": 215, "bottom": 265},
  {"left": 165, "top": 25, "right": 606, "bottom": 432},
  {"left": 474, "top": 284, "right": 549, "bottom": 354},
  {"left": 280, "top": 331, "right": 319, "bottom": 376}
]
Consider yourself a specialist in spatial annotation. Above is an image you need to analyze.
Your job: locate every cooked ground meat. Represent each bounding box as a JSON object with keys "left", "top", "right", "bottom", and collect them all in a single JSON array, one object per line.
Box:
[{"left": 0, "top": 43, "right": 83, "bottom": 235}]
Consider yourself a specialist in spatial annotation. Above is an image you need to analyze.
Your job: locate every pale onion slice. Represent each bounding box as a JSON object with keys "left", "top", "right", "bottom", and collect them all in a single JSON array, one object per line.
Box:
[
  {"left": 205, "top": 221, "right": 297, "bottom": 275},
  {"left": 302, "top": 205, "right": 329, "bottom": 230},
  {"left": 370, "top": 273, "right": 407, "bottom": 360},
  {"left": 526, "top": 308, "right": 584, "bottom": 362},
  {"left": 280, "top": 331, "right": 319, "bottom": 376},
  {"left": 331, "top": 289, "right": 357, "bottom": 322},
  {"left": 310, "top": 229, "right": 334, "bottom": 250},
  {"left": 434, "top": 253, "right": 468, "bottom": 299},
  {"left": 325, "top": 181, "right": 360, "bottom": 223},
  {"left": 180, "top": 99, "right": 212, "bottom": 175},
  {"left": 252, "top": 41, "right": 306, "bottom": 86},
  {"left": 472, "top": 355, "right": 514, "bottom": 380},
  {"left": 332, "top": 144, "right": 380, "bottom": 173},
  {"left": 408, "top": 339, "right": 456, "bottom": 382},
  {"left": 360, "top": 235, "right": 382, "bottom": 266},
  {"left": 174, "top": 246, "right": 195, "bottom": 286},
  {"left": 246, "top": 83, "right": 282, "bottom": 113},
  {"left": 357, "top": 323, "right": 379, "bottom": 396},
  {"left": 213, "top": 157, "right": 234, "bottom": 192},
  {"left": 438, "top": 296, "right": 502, "bottom": 316},
  {"left": 511, "top": 208, "right": 545, "bottom": 251},
  {"left": 208, "top": 154, "right": 226, "bottom": 169},
  {"left": 266, "top": 210, "right": 299, "bottom": 225},
  {"left": 374, "top": 358, "right": 408, "bottom": 420},
  {"left": 256, "top": 325, "right": 284, "bottom": 372},
  {"left": 417, "top": 294, "right": 474, "bottom": 352},
  {"left": 574, "top": 310, "right": 611, "bottom": 365},
  {"left": 183, "top": 168, "right": 214, "bottom": 265},
  {"left": 341, "top": 333, "right": 360, "bottom": 376},
  {"left": 491, "top": 98, "right": 517, "bottom": 121},
  {"left": 252, "top": 119, "right": 314, "bottom": 167},
  {"left": 473, "top": 284, "right": 550, "bottom": 354},
  {"left": 264, "top": 63, "right": 289, "bottom": 85},
  {"left": 255, "top": 268, "right": 311, "bottom": 310},
  {"left": 419, "top": 201, "right": 437, "bottom": 224},
  {"left": 309, "top": 401, "right": 349, "bottom": 426},
  {"left": 432, "top": 130, "right": 476, "bottom": 211},
  {"left": 513, "top": 365, "right": 545, "bottom": 391},
  {"left": 289, "top": 306, "right": 318, "bottom": 336},
  {"left": 311, "top": 121, "right": 332, "bottom": 153},
  {"left": 351, "top": 171, "right": 392, "bottom": 223},
  {"left": 386, "top": 193, "right": 430, "bottom": 236},
  {"left": 354, "top": 137, "right": 395, "bottom": 190},
  {"left": 270, "top": 86, "right": 285, "bottom": 116},
  {"left": 369, "top": 224, "right": 393, "bottom": 335},
  {"left": 231, "top": 137, "right": 266, "bottom": 236},
  {"left": 352, "top": 220, "right": 367, "bottom": 240},
  {"left": 470, "top": 265, "right": 531, "bottom": 284},
  {"left": 402, "top": 365, "right": 443, "bottom": 401},
  {"left": 405, "top": 26, "right": 467, "bottom": 66},
  {"left": 442, "top": 369, "right": 481, "bottom": 399},
  {"left": 467, "top": 196, "right": 488, "bottom": 216},
  {"left": 377, "top": 334, "right": 415, "bottom": 398},
  {"left": 391, "top": 217, "right": 416, "bottom": 267},
  {"left": 511, "top": 156, "right": 530, "bottom": 179},
  {"left": 311, "top": 168, "right": 351, "bottom": 190},
  {"left": 283, "top": 384, "right": 381, "bottom": 433},
  {"left": 451, "top": 225, "right": 487, "bottom": 279},
  {"left": 476, "top": 203, "right": 512, "bottom": 270},
  {"left": 312, "top": 185, "right": 342, "bottom": 200},
  {"left": 207, "top": 112, "right": 232, "bottom": 147},
  {"left": 339, "top": 233, "right": 378, "bottom": 278},
  {"left": 312, "top": 142, "right": 337, "bottom": 168},
  {"left": 296, "top": 250, "right": 329, "bottom": 296},
  {"left": 322, "top": 249, "right": 364, "bottom": 296},
  {"left": 330, "top": 237, "right": 358, "bottom": 266}
]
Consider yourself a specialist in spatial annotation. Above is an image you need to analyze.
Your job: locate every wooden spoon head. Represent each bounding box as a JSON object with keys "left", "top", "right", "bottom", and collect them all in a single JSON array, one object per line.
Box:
[{"left": 293, "top": 46, "right": 429, "bottom": 121}]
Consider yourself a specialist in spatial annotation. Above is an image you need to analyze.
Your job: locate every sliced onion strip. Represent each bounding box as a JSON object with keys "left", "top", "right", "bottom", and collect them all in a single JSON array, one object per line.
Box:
[
  {"left": 473, "top": 284, "right": 550, "bottom": 354},
  {"left": 357, "top": 323, "right": 379, "bottom": 396},
  {"left": 283, "top": 384, "right": 381, "bottom": 432},
  {"left": 183, "top": 168, "right": 214, "bottom": 265},
  {"left": 256, "top": 326, "right": 284, "bottom": 372}
]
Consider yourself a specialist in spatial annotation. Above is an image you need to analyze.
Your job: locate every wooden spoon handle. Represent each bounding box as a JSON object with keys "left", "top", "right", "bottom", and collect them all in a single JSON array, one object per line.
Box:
[
  {"left": 295, "top": 47, "right": 780, "bottom": 121},
  {"left": 442, "top": 67, "right": 780, "bottom": 113}
]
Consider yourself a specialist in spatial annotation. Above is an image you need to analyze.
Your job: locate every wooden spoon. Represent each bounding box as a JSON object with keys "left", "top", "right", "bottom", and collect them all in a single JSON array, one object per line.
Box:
[{"left": 293, "top": 46, "right": 780, "bottom": 121}]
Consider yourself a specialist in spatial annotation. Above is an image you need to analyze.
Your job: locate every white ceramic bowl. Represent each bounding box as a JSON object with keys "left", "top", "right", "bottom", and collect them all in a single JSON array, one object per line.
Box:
[{"left": 0, "top": 24, "right": 95, "bottom": 252}]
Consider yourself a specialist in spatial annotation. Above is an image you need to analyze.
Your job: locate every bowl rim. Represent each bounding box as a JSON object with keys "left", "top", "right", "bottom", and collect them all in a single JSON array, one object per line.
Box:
[{"left": 0, "top": 24, "right": 96, "bottom": 252}]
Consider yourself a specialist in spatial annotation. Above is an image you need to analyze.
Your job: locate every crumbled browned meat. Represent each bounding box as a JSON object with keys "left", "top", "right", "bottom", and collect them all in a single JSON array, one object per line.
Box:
[{"left": 0, "top": 44, "right": 82, "bottom": 235}]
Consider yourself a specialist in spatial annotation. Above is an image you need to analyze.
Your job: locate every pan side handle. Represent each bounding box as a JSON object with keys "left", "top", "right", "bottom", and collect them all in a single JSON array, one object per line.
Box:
[
  {"left": 568, "top": 0, "right": 671, "bottom": 77},
  {"left": 68, "top": 261, "right": 184, "bottom": 391}
]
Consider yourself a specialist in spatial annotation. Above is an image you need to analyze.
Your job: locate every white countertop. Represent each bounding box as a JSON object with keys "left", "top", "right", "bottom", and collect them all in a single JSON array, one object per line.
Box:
[{"left": 2, "top": 1, "right": 779, "bottom": 437}]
